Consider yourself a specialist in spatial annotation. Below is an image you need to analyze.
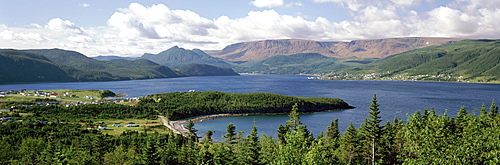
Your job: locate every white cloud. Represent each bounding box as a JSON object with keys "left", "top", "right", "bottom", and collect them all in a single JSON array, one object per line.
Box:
[
  {"left": 251, "top": 0, "right": 302, "bottom": 8},
  {"left": 312, "top": 0, "right": 364, "bottom": 11},
  {"left": 2, "top": 1, "right": 500, "bottom": 57},
  {"left": 79, "top": 3, "right": 90, "bottom": 8},
  {"left": 0, "top": 30, "right": 47, "bottom": 41},
  {"left": 251, "top": 0, "right": 284, "bottom": 8},
  {"left": 46, "top": 18, "right": 85, "bottom": 34},
  {"left": 67, "top": 35, "right": 95, "bottom": 43},
  {"left": 107, "top": 3, "right": 216, "bottom": 41}
]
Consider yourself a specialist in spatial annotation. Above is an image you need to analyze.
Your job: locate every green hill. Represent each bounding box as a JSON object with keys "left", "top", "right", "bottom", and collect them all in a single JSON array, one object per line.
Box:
[
  {"left": 342, "top": 39, "right": 500, "bottom": 82},
  {"left": 141, "top": 46, "right": 234, "bottom": 68},
  {"left": 173, "top": 63, "right": 239, "bottom": 76},
  {"left": 236, "top": 53, "right": 350, "bottom": 74},
  {"left": 0, "top": 49, "right": 121, "bottom": 84},
  {"left": 24, "top": 49, "right": 181, "bottom": 79}
]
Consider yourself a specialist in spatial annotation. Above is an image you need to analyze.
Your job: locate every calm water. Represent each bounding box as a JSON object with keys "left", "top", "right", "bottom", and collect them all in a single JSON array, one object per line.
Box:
[{"left": 1, "top": 74, "right": 499, "bottom": 141}]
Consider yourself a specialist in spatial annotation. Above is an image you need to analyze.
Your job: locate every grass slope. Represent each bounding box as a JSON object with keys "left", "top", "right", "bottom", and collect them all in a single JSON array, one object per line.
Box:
[{"left": 345, "top": 39, "right": 500, "bottom": 82}]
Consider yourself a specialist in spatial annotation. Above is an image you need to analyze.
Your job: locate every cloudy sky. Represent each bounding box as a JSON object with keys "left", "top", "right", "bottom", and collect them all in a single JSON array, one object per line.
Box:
[{"left": 1, "top": 0, "right": 499, "bottom": 57}]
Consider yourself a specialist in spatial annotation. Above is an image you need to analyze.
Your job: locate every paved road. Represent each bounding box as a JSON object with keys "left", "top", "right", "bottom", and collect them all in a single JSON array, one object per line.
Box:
[{"left": 159, "top": 115, "right": 189, "bottom": 136}]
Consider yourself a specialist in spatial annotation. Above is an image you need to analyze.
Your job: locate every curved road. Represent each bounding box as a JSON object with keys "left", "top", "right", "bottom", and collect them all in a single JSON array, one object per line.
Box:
[{"left": 159, "top": 115, "right": 189, "bottom": 136}]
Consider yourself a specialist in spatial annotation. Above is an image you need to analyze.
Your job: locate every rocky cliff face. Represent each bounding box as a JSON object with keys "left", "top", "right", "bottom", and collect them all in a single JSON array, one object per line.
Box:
[
  {"left": 212, "top": 39, "right": 337, "bottom": 61},
  {"left": 211, "top": 37, "right": 464, "bottom": 61}
]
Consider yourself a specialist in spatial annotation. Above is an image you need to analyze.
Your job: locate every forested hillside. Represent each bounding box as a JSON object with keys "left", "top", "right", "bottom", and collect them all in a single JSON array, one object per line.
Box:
[
  {"left": 372, "top": 39, "right": 500, "bottom": 82},
  {"left": 143, "top": 91, "right": 353, "bottom": 120},
  {"left": 1, "top": 94, "right": 499, "bottom": 164},
  {"left": 24, "top": 49, "right": 181, "bottom": 80},
  {"left": 0, "top": 49, "right": 117, "bottom": 84}
]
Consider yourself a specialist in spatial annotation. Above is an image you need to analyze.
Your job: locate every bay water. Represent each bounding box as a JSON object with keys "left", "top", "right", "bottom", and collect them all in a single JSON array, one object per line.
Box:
[{"left": 1, "top": 74, "right": 499, "bottom": 141}]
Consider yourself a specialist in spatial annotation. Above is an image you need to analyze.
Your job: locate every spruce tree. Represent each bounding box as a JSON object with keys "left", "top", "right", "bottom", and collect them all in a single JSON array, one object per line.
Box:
[
  {"left": 489, "top": 101, "right": 498, "bottom": 117},
  {"left": 185, "top": 120, "right": 198, "bottom": 142},
  {"left": 341, "top": 123, "right": 359, "bottom": 165},
  {"left": 224, "top": 123, "right": 237, "bottom": 144},
  {"left": 326, "top": 119, "right": 340, "bottom": 139},
  {"left": 366, "top": 94, "right": 383, "bottom": 165}
]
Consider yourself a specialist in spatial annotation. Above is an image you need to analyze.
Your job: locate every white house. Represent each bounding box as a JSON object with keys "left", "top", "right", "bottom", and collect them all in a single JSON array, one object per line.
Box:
[
  {"left": 126, "top": 123, "right": 138, "bottom": 127},
  {"left": 98, "top": 125, "right": 108, "bottom": 130}
]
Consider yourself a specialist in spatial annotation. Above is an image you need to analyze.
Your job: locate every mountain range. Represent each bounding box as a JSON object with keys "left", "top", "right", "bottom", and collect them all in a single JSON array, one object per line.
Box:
[
  {"left": 1, "top": 37, "right": 498, "bottom": 84},
  {"left": 210, "top": 37, "right": 464, "bottom": 61},
  {"left": 0, "top": 49, "right": 237, "bottom": 84}
]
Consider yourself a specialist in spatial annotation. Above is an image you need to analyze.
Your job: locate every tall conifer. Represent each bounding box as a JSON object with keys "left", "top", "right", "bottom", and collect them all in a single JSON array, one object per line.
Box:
[{"left": 366, "top": 94, "right": 383, "bottom": 165}]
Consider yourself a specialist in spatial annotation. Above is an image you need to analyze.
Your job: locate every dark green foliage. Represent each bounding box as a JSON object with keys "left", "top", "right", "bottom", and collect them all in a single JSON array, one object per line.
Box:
[
  {"left": 0, "top": 49, "right": 82, "bottom": 83},
  {"left": 2, "top": 95, "right": 500, "bottom": 164},
  {"left": 17, "top": 103, "right": 158, "bottom": 121},
  {"left": 146, "top": 91, "right": 353, "bottom": 120},
  {"left": 366, "top": 39, "right": 500, "bottom": 81},
  {"left": 173, "top": 63, "right": 239, "bottom": 76},
  {"left": 99, "top": 90, "right": 116, "bottom": 98},
  {"left": 25, "top": 49, "right": 181, "bottom": 80}
]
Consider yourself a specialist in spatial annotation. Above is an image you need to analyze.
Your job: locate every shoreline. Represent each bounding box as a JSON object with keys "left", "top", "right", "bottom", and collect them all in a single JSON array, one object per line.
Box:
[{"left": 166, "top": 109, "right": 354, "bottom": 135}]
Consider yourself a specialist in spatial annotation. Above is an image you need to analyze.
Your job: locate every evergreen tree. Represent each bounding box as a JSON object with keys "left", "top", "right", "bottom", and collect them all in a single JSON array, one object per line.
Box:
[
  {"left": 479, "top": 104, "right": 487, "bottom": 117},
  {"left": 246, "top": 125, "right": 260, "bottom": 164},
  {"left": 277, "top": 124, "right": 289, "bottom": 145},
  {"left": 185, "top": 120, "right": 198, "bottom": 142},
  {"left": 489, "top": 101, "right": 498, "bottom": 117},
  {"left": 204, "top": 130, "right": 214, "bottom": 143},
  {"left": 224, "top": 123, "right": 237, "bottom": 144},
  {"left": 341, "top": 123, "right": 360, "bottom": 165},
  {"left": 285, "top": 103, "right": 302, "bottom": 131},
  {"left": 326, "top": 119, "right": 340, "bottom": 140},
  {"left": 366, "top": 94, "right": 383, "bottom": 165}
]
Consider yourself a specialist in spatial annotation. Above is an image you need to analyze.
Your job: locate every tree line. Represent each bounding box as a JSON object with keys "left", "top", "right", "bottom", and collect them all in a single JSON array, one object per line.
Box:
[
  {"left": 144, "top": 91, "right": 353, "bottom": 120},
  {"left": 1, "top": 94, "right": 499, "bottom": 164}
]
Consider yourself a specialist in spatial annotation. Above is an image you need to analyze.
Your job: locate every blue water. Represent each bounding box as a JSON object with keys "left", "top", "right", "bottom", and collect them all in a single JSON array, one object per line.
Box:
[{"left": 1, "top": 74, "right": 499, "bottom": 141}]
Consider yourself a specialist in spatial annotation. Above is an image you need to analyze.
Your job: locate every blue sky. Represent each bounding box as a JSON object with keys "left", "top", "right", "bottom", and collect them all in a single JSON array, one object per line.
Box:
[{"left": 1, "top": 0, "right": 499, "bottom": 57}]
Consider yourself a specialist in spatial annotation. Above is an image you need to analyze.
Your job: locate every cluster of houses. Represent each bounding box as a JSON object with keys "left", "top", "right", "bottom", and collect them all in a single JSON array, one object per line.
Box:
[
  {"left": 0, "top": 89, "right": 103, "bottom": 99},
  {"left": 87, "top": 122, "right": 139, "bottom": 130}
]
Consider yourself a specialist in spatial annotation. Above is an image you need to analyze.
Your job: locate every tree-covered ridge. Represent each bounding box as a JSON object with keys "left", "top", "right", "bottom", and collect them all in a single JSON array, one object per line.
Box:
[
  {"left": 142, "top": 91, "right": 353, "bottom": 120},
  {"left": 1, "top": 95, "right": 499, "bottom": 164},
  {"left": 367, "top": 39, "right": 500, "bottom": 82},
  {"left": 17, "top": 103, "right": 158, "bottom": 121},
  {"left": 0, "top": 49, "right": 118, "bottom": 84},
  {"left": 24, "top": 49, "right": 181, "bottom": 80}
]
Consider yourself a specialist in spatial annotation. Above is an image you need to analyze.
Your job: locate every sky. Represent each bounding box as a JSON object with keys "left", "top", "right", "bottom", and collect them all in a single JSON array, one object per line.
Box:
[{"left": 1, "top": 0, "right": 499, "bottom": 57}]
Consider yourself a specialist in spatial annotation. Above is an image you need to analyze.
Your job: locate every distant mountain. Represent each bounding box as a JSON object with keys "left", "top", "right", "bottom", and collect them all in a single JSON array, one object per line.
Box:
[
  {"left": 212, "top": 38, "right": 464, "bottom": 61},
  {"left": 354, "top": 39, "right": 500, "bottom": 82},
  {"left": 173, "top": 64, "right": 239, "bottom": 76},
  {"left": 213, "top": 39, "right": 336, "bottom": 61},
  {"left": 0, "top": 49, "right": 117, "bottom": 84},
  {"left": 92, "top": 55, "right": 138, "bottom": 61},
  {"left": 237, "top": 53, "right": 349, "bottom": 74},
  {"left": 24, "top": 49, "right": 180, "bottom": 79},
  {"left": 140, "top": 46, "right": 233, "bottom": 68}
]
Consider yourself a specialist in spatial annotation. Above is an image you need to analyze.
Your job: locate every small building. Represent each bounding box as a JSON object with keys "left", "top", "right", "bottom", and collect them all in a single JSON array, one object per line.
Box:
[
  {"left": 126, "top": 123, "right": 138, "bottom": 127},
  {"left": 0, "top": 117, "right": 12, "bottom": 121},
  {"left": 98, "top": 125, "right": 108, "bottom": 130}
]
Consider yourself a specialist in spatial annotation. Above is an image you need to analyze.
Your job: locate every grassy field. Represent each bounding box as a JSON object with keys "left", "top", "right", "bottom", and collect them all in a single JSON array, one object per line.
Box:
[
  {"left": 1, "top": 89, "right": 114, "bottom": 102},
  {"left": 89, "top": 118, "right": 172, "bottom": 136}
]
